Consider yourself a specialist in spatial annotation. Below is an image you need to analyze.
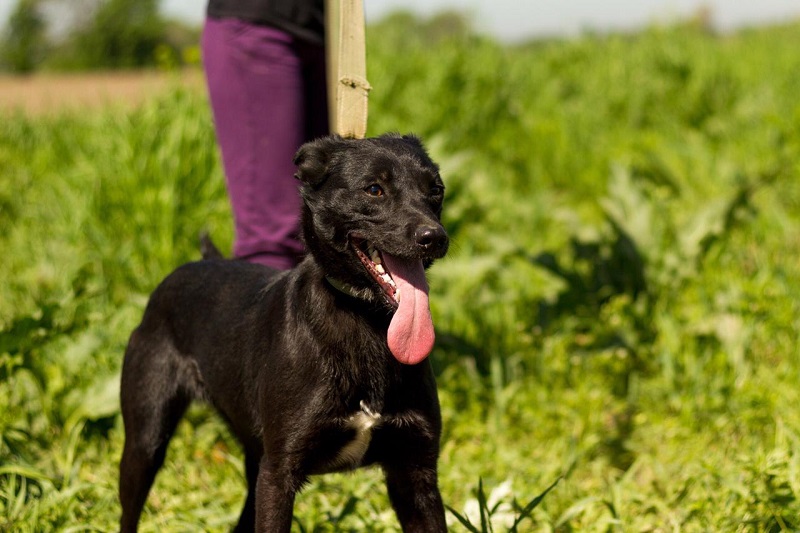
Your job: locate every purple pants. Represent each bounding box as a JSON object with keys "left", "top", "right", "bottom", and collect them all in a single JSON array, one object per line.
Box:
[{"left": 202, "top": 17, "right": 328, "bottom": 269}]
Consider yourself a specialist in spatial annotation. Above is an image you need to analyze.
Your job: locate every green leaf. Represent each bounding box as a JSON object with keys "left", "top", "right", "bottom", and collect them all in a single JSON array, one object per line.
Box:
[
  {"left": 445, "top": 505, "right": 482, "bottom": 533},
  {"left": 510, "top": 477, "right": 560, "bottom": 532}
]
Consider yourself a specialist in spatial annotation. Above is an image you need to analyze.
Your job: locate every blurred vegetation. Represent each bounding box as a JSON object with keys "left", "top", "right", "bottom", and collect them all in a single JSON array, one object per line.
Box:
[
  {"left": 0, "top": 0, "right": 200, "bottom": 72},
  {"left": 0, "top": 0, "right": 48, "bottom": 72},
  {"left": 2, "top": 7, "right": 800, "bottom": 532}
]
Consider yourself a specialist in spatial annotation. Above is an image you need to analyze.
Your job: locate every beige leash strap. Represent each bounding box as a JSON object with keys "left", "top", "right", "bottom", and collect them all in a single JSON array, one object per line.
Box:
[{"left": 325, "top": 0, "right": 371, "bottom": 138}]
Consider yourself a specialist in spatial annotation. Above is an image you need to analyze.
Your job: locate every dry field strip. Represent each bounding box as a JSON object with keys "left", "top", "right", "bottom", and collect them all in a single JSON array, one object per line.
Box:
[{"left": 0, "top": 69, "right": 204, "bottom": 115}]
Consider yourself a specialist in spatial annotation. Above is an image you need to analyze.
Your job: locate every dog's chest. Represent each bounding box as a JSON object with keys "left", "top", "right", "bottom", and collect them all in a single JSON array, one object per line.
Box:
[{"left": 331, "top": 400, "right": 382, "bottom": 468}]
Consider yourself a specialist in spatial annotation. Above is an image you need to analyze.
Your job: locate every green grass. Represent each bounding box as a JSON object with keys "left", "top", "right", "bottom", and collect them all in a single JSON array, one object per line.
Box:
[{"left": 3, "top": 14, "right": 800, "bottom": 531}]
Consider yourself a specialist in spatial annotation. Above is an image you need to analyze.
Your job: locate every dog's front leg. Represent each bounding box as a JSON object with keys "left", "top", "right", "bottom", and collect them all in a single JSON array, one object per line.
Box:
[
  {"left": 254, "top": 460, "right": 300, "bottom": 532},
  {"left": 385, "top": 464, "right": 447, "bottom": 533}
]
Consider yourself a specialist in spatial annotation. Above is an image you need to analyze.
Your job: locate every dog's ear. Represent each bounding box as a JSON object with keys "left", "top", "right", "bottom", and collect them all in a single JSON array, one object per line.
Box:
[
  {"left": 396, "top": 133, "right": 440, "bottom": 173},
  {"left": 400, "top": 133, "right": 424, "bottom": 148},
  {"left": 293, "top": 135, "right": 344, "bottom": 188}
]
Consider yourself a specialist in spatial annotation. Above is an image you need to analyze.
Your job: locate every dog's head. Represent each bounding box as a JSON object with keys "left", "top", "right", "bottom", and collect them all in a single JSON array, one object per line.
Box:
[{"left": 294, "top": 133, "right": 448, "bottom": 364}]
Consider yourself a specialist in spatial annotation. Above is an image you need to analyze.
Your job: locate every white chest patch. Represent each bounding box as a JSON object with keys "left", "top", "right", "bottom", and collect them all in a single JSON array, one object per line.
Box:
[{"left": 333, "top": 401, "right": 382, "bottom": 468}]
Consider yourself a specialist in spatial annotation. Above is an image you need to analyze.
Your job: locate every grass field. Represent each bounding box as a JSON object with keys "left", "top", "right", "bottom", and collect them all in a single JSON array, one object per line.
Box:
[{"left": 2, "top": 14, "right": 800, "bottom": 531}]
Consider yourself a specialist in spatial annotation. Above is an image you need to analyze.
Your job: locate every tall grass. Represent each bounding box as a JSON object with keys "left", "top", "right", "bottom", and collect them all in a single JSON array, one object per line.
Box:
[{"left": 2, "top": 15, "right": 800, "bottom": 530}]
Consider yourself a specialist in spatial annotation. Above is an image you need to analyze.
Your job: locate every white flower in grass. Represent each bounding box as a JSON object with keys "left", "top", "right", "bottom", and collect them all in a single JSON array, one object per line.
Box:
[{"left": 461, "top": 479, "right": 515, "bottom": 531}]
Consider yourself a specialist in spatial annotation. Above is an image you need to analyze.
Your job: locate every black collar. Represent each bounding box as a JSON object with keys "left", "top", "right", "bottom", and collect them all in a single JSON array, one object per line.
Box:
[{"left": 325, "top": 276, "right": 364, "bottom": 300}]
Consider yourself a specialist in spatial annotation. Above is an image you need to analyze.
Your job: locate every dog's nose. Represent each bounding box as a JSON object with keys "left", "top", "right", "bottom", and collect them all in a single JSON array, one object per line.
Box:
[{"left": 415, "top": 225, "right": 448, "bottom": 253}]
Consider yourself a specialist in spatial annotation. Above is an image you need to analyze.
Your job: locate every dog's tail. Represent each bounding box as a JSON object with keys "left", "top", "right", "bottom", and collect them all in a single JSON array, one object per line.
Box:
[{"left": 199, "top": 231, "right": 225, "bottom": 261}]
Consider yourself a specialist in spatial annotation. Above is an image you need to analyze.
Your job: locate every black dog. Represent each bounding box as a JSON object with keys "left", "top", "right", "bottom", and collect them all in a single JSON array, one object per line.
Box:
[{"left": 119, "top": 133, "right": 449, "bottom": 532}]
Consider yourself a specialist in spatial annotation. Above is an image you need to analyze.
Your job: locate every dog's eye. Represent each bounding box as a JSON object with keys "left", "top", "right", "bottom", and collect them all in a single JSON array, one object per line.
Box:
[
  {"left": 430, "top": 186, "right": 444, "bottom": 198},
  {"left": 365, "top": 184, "right": 384, "bottom": 197}
]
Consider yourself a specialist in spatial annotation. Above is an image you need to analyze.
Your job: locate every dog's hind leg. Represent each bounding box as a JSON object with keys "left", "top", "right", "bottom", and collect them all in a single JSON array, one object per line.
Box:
[
  {"left": 232, "top": 443, "right": 262, "bottom": 532},
  {"left": 119, "top": 330, "right": 193, "bottom": 533}
]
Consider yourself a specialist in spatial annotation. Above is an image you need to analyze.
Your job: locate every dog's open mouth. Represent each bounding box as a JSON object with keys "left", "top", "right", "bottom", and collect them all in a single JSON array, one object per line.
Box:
[
  {"left": 350, "top": 237, "right": 435, "bottom": 365},
  {"left": 352, "top": 238, "right": 399, "bottom": 306}
]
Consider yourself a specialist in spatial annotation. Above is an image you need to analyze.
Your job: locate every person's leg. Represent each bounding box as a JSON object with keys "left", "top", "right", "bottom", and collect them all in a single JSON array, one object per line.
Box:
[
  {"left": 202, "top": 17, "right": 306, "bottom": 269},
  {"left": 298, "top": 37, "right": 329, "bottom": 141}
]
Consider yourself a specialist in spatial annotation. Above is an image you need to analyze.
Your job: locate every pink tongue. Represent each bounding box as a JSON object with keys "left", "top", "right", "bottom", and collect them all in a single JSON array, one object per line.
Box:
[{"left": 381, "top": 253, "right": 435, "bottom": 365}]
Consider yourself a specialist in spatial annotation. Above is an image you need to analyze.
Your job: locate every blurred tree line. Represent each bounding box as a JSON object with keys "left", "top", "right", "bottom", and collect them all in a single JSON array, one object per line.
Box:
[
  {"left": 0, "top": 2, "right": 477, "bottom": 74},
  {"left": 0, "top": 0, "right": 201, "bottom": 73}
]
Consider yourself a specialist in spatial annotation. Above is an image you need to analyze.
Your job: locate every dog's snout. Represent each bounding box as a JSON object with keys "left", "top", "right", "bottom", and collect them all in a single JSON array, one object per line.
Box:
[{"left": 415, "top": 225, "right": 448, "bottom": 254}]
